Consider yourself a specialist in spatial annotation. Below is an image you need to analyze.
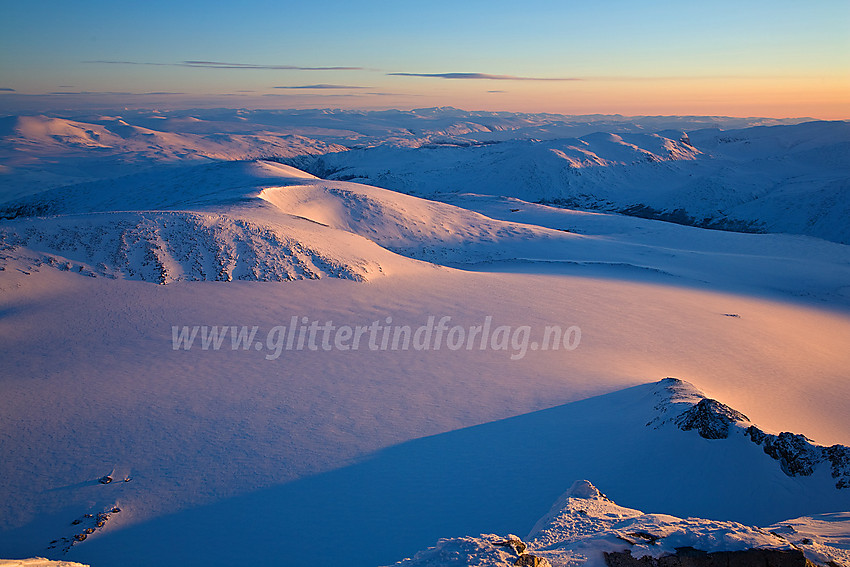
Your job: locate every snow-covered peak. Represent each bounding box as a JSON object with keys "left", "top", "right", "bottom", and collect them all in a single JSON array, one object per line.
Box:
[
  {"left": 242, "top": 160, "right": 320, "bottom": 180},
  {"left": 392, "top": 476, "right": 850, "bottom": 567},
  {"left": 565, "top": 480, "right": 607, "bottom": 500}
]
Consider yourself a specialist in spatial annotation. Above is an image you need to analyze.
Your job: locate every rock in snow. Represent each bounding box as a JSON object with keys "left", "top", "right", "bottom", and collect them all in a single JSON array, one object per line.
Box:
[
  {"left": 651, "top": 378, "right": 850, "bottom": 490},
  {"left": 745, "top": 428, "right": 850, "bottom": 489},
  {"left": 674, "top": 398, "right": 748, "bottom": 440}
]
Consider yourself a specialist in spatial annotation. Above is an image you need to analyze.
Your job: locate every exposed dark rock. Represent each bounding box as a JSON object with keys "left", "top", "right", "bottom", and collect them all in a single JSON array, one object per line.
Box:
[
  {"left": 494, "top": 536, "right": 528, "bottom": 556},
  {"left": 605, "top": 551, "right": 657, "bottom": 567},
  {"left": 660, "top": 378, "right": 850, "bottom": 489},
  {"left": 674, "top": 547, "right": 708, "bottom": 557},
  {"left": 513, "top": 554, "right": 551, "bottom": 567},
  {"left": 617, "top": 532, "right": 663, "bottom": 546},
  {"left": 746, "top": 427, "right": 822, "bottom": 477},
  {"left": 747, "top": 427, "right": 768, "bottom": 445},
  {"left": 493, "top": 535, "right": 550, "bottom": 566},
  {"left": 824, "top": 445, "right": 850, "bottom": 489},
  {"left": 616, "top": 204, "right": 766, "bottom": 234},
  {"left": 675, "top": 398, "right": 748, "bottom": 439},
  {"left": 628, "top": 532, "right": 662, "bottom": 545},
  {"left": 98, "top": 475, "right": 113, "bottom": 484},
  {"left": 604, "top": 548, "right": 814, "bottom": 567}
]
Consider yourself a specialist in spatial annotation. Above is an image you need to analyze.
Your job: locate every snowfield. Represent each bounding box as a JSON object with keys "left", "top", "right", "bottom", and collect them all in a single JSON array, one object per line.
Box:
[{"left": 0, "top": 108, "right": 848, "bottom": 567}]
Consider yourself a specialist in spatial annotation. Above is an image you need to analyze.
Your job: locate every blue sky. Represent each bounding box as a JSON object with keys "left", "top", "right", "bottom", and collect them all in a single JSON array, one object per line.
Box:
[{"left": 1, "top": 0, "right": 848, "bottom": 117}]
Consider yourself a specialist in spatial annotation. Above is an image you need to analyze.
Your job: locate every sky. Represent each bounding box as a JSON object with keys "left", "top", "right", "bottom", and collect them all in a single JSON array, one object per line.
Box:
[{"left": 1, "top": 0, "right": 848, "bottom": 118}]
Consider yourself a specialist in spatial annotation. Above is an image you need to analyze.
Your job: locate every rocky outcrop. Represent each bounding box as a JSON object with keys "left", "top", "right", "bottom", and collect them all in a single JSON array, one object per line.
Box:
[
  {"left": 604, "top": 548, "right": 814, "bottom": 567},
  {"left": 746, "top": 429, "right": 821, "bottom": 477},
  {"left": 513, "top": 554, "right": 552, "bottom": 567},
  {"left": 46, "top": 507, "right": 121, "bottom": 554},
  {"left": 654, "top": 377, "right": 850, "bottom": 490},
  {"left": 745, "top": 427, "right": 850, "bottom": 489},
  {"left": 825, "top": 446, "right": 850, "bottom": 489},
  {"left": 494, "top": 536, "right": 551, "bottom": 567},
  {"left": 675, "top": 398, "right": 748, "bottom": 439}
]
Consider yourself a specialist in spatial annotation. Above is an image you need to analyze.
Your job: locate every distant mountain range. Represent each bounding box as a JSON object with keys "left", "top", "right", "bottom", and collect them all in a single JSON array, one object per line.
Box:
[{"left": 3, "top": 110, "right": 846, "bottom": 243}]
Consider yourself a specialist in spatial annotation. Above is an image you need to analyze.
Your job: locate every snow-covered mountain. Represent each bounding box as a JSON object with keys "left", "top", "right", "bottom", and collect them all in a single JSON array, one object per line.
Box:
[
  {"left": 3, "top": 159, "right": 848, "bottom": 305},
  {"left": 1, "top": 108, "right": 848, "bottom": 567},
  {"left": 0, "top": 108, "right": 821, "bottom": 201},
  {"left": 0, "top": 162, "right": 411, "bottom": 283},
  {"left": 288, "top": 120, "right": 850, "bottom": 244},
  {"left": 5, "top": 110, "right": 846, "bottom": 244},
  {"left": 0, "top": 114, "right": 346, "bottom": 201}
]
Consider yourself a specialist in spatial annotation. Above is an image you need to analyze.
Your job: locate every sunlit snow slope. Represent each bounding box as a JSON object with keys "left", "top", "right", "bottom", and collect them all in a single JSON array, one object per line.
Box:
[{"left": 1, "top": 110, "right": 849, "bottom": 567}]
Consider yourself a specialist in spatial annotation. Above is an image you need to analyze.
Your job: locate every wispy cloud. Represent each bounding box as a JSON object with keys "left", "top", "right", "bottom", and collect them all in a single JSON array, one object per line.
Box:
[
  {"left": 85, "top": 60, "right": 171, "bottom": 66},
  {"left": 262, "top": 92, "right": 371, "bottom": 98},
  {"left": 184, "top": 60, "right": 363, "bottom": 71},
  {"left": 262, "top": 90, "right": 421, "bottom": 98},
  {"left": 44, "top": 91, "right": 184, "bottom": 96},
  {"left": 388, "top": 72, "right": 580, "bottom": 81},
  {"left": 0, "top": 87, "right": 15, "bottom": 92},
  {"left": 365, "top": 92, "right": 423, "bottom": 97},
  {"left": 273, "top": 84, "right": 369, "bottom": 89},
  {"left": 86, "top": 60, "right": 362, "bottom": 71},
  {"left": 488, "top": 90, "right": 507, "bottom": 93}
]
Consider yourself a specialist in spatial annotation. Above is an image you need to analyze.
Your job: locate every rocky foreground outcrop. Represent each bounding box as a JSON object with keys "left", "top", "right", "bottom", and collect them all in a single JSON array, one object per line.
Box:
[
  {"left": 604, "top": 548, "right": 814, "bottom": 567},
  {"left": 389, "top": 479, "right": 850, "bottom": 567}
]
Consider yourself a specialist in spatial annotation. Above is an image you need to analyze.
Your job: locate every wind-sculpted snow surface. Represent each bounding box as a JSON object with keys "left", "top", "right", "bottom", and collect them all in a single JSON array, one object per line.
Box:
[
  {"left": 0, "top": 211, "right": 382, "bottom": 283},
  {"left": 0, "top": 161, "right": 410, "bottom": 283},
  {"left": 257, "top": 180, "right": 552, "bottom": 265}
]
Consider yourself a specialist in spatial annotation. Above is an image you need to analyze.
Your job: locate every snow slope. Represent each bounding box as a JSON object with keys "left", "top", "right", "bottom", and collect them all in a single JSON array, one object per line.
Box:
[
  {"left": 0, "top": 161, "right": 420, "bottom": 283},
  {"left": 2, "top": 262, "right": 849, "bottom": 566},
  {"left": 1, "top": 110, "right": 849, "bottom": 567},
  {"left": 4, "top": 160, "right": 848, "bottom": 306}
]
